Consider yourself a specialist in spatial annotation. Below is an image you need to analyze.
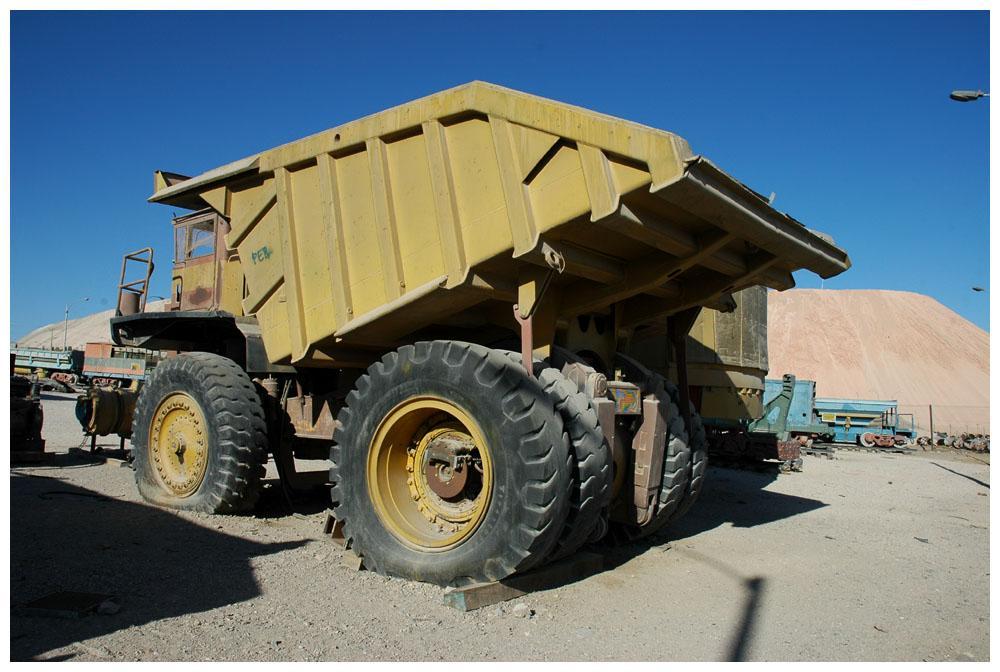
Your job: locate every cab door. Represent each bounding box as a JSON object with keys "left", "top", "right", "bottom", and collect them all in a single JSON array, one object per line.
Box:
[{"left": 171, "top": 210, "right": 221, "bottom": 311}]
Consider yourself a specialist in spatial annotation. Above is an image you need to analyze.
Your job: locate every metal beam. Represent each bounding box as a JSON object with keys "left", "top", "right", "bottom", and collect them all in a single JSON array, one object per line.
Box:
[
  {"left": 523, "top": 241, "right": 624, "bottom": 285},
  {"left": 600, "top": 202, "right": 695, "bottom": 257},
  {"left": 618, "top": 253, "right": 778, "bottom": 329},
  {"left": 560, "top": 230, "right": 735, "bottom": 318},
  {"left": 604, "top": 202, "right": 797, "bottom": 291}
]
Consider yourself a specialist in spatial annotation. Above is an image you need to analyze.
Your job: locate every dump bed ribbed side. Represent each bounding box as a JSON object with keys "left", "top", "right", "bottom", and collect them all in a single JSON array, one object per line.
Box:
[{"left": 150, "top": 82, "right": 850, "bottom": 366}]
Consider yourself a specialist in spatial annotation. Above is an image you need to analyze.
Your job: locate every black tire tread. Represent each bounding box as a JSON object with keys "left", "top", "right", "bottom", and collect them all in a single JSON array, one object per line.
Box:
[
  {"left": 330, "top": 341, "right": 571, "bottom": 585},
  {"left": 131, "top": 352, "right": 267, "bottom": 514},
  {"left": 669, "top": 393, "right": 708, "bottom": 522},
  {"left": 502, "top": 354, "right": 613, "bottom": 561}
]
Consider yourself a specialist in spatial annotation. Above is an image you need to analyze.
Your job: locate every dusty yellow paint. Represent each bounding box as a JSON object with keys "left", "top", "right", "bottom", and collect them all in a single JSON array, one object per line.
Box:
[
  {"left": 366, "top": 397, "right": 494, "bottom": 550},
  {"left": 628, "top": 286, "right": 769, "bottom": 422},
  {"left": 218, "top": 257, "right": 245, "bottom": 314},
  {"left": 150, "top": 82, "right": 849, "bottom": 366},
  {"left": 149, "top": 392, "right": 209, "bottom": 497},
  {"left": 175, "top": 261, "right": 214, "bottom": 309}
]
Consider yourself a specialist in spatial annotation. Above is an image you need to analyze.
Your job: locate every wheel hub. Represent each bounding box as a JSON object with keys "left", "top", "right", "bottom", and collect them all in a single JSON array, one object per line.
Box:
[
  {"left": 407, "top": 427, "right": 482, "bottom": 533},
  {"left": 149, "top": 392, "right": 209, "bottom": 496},
  {"left": 424, "top": 459, "right": 469, "bottom": 499},
  {"left": 367, "top": 398, "right": 492, "bottom": 551}
]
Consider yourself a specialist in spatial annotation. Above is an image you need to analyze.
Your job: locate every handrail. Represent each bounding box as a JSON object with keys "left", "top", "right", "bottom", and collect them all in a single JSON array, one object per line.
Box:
[{"left": 116, "top": 248, "right": 155, "bottom": 317}]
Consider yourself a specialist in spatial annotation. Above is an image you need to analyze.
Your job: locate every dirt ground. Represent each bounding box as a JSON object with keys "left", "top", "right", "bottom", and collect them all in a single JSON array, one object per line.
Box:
[{"left": 10, "top": 392, "right": 990, "bottom": 662}]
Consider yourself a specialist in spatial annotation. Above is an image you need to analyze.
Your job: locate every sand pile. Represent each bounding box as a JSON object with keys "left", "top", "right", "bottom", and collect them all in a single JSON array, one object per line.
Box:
[
  {"left": 15, "top": 300, "right": 169, "bottom": 351},
  {"left": 768, "top": 289, "right": 989, "bottom": 434}
]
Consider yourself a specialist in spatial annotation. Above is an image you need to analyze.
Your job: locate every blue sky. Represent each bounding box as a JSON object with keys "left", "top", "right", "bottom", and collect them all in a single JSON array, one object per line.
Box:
[{"left": 10, "top": 10, "right": 990, "bottom": 339}]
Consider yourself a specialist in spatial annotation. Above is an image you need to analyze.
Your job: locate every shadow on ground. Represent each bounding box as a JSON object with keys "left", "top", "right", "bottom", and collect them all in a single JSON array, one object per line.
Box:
[
  {"left": 10, "top": 473, "right": 307, "bottom": 661},
  {"left": 597, "top": 464, "right": 827, "bottom": 660},
  {"left": 929, "top": 462, "right": 990, "bottom": 489},
  {"left": 11, "top": 459, "right": 824, "bottom": 661},
  {"left": 414, "top": 463, "right": 827, "bottom": 659},
  {"left": 39, "top": 393, "right": 78, "bottom": 402},
  {"left": 668, "top": 465, "right": 827, "bottom": 538},
  {"left": 594, "top": 464, "right": 828, "bottom": 565}
]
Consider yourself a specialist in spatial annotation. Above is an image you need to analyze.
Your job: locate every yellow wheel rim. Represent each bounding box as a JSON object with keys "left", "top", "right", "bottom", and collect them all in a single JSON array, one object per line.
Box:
[
  {"left": 149, "top": 392, "right": 209, "bottom": 497},
  {"left": 367, "top": 397, "right": 493, "bottom": 551}
]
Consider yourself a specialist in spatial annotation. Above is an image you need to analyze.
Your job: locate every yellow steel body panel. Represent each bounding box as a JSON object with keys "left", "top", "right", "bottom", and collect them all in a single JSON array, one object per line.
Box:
[
  {"left": 150, "top": 82, "right": 850, "bottom": 366},
  {"left": 630, "top": 286, "right": 768, "bottom": 422},
  {"left": 218, "top": 258, "right": 245, "bottom": 315},
  {"left": 174, "top": 261, "right": 215, "bottom": 310}
]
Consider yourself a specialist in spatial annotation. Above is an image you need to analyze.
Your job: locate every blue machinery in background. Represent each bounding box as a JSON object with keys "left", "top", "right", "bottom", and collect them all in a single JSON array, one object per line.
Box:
[
  {"left": 751, "top": 375, "right": 828, "bottom": 440},
  {"left": 759, "top": 375, "right": 916, "bottom": 447},
  {"left": 11, "top": 347, "right": 82, "bottom": 376}
]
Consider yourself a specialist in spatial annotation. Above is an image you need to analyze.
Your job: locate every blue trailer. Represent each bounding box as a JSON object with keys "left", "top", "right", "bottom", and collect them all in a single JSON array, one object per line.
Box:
[
  {"left": 812, "top": 397, "right": 915, "bottom": 447},
  {"left": 756, "top": 376, "right": 831, "bottom": 439},
  {"left": 762, "top": 377, "right": 916, "bottom": 447}
]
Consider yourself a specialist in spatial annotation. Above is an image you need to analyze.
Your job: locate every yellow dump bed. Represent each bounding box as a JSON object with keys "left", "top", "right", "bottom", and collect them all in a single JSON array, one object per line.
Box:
[{"left": 150, "top": 82, "right": 850, "bottom": 366}]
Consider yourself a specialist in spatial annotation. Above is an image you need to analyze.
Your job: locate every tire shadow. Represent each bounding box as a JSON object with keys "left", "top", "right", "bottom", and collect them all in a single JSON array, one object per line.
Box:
[
  {"left": 667, "top": 465, "right": 827, "bottom": 538},
  {"left": 494, "top": 464, "right": 828, "bottom": 602},
  {"left": 600, "top": 464, "right": 827, "bottom": 567},
  {"left": 12, "top": 448, "right": 113, "bottom": 470},
  {"left": 10, "top": 473, "right": 307, "bottom": 661},
  {"left": 591, "top": 465, "right": 825, "bottom": 660},
  {"left": 253, "top": 479, "right": 332, "bottom": 519},
  {"left": 39, "top": 392, "right": 78, "bottom": 402}
]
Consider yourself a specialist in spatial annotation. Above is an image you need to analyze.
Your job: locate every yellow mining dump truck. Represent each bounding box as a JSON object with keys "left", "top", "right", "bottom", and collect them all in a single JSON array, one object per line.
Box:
[{"left": 112, "top": 82, "right": 849, "bottom": 585}]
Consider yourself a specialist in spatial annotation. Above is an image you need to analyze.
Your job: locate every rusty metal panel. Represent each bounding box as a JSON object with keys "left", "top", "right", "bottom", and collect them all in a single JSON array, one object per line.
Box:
[
  {"left": 689, "top": 285, "right": 768, "bottom": 373},
  {"left": 630, "top": 396, "right": 668, "bottom": 525},
  {"left": 628, "top": 286, "right": 768, "bottom": 422}
]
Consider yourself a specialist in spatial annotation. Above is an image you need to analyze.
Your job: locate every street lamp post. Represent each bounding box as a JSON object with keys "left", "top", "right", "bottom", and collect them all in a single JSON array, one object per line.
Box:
[{"left": 64, "top": 297, "right": 90, "bottom": 350}]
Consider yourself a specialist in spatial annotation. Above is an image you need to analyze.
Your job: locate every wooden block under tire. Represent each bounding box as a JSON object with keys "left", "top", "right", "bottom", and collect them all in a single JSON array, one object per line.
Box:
[{"left": 442, "top": 552, "right": 605, "bottom": 611}]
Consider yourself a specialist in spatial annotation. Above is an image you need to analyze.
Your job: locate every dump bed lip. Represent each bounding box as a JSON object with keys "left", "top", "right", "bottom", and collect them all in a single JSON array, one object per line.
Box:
[
  {"left": 149, "top": 80, "right": 692, "bottom": 205},
  {"left": 149, "top": 154, "right": 260, "bottom": 204},
  {"left": 255, "top": 80, "right": 688, "bottom": 170},
  {"left": 667, "top": 156, "right": 851, "bottom": 279}
]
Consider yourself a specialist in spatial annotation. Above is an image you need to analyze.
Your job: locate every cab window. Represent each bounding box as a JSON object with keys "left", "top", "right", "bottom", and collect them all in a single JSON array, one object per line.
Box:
[{"left": 174, "top": 219, "right": 216, "bottom": 262}]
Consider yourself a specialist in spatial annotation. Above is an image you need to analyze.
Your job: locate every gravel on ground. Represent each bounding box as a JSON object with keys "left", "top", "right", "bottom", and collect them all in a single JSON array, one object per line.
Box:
[{"left": 10, "top": 392, "right": 989, "bottom": 661}]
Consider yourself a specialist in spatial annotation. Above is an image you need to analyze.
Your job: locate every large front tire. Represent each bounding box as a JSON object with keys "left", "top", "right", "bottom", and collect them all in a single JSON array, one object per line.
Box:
[
  {"left": 131, "top": 352, "right": 267, "bottom": 514},
  {"left": 330, "top": 341, "right": 572, "bottom": 586}
]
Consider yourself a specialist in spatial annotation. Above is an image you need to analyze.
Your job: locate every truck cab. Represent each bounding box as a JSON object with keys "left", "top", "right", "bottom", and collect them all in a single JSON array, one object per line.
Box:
[
  {"left": 169, "top": 209, "right": 245, "bottom": 315},
  {"left": 110, "top": 209, "right": 266, "bottom": 372}
]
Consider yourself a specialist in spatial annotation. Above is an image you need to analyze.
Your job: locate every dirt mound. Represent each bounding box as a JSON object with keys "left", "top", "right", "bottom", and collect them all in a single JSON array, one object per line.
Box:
[
  {"left": 15, "top": 300, "right": 168, "bottom": 351},
  {"left": 768, "top": 289, "right": 989, "bottom": 434},
  {"left": 16, "top": 289, "right": 988, "bottom": 434}
]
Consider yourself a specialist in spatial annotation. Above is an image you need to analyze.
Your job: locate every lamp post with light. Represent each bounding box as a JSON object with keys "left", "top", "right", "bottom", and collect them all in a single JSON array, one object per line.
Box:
[{"left": 950, "top": 90, "right": 989, "bottom": 102}]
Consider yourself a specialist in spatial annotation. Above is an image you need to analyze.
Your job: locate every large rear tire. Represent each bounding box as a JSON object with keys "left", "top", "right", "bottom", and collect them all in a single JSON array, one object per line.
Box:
[
  {"left": 534, "top": 365, "right": 613, "bottom": 560},
  {"left": 330, "top": 341, "right": 572, "bottom": 586},
  {"left": 131, "top": 352, "right": 267, "bottom": 513},
  {"left": 607, "top": 353, "right": 690, "bottom": 542},
  {"left": 668, "top": 389, "right": 708, "bottom": 523}
]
